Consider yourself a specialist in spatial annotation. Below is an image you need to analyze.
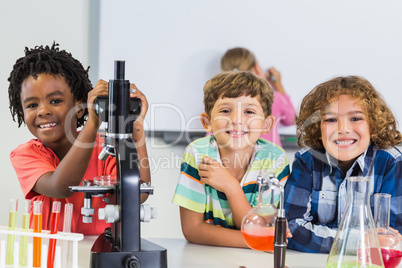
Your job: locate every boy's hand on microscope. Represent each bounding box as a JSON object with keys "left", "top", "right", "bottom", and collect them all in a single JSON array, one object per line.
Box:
[
  {"left": 87, "top": 79, "right": 109, "bottom": 126},
  {"left": 198, "top": 156, "right": 238, "bottom": 193}
]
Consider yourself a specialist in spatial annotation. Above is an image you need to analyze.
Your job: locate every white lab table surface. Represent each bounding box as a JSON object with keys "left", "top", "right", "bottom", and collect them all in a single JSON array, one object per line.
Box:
[{"left": 78, "top": 236, "right": 328, "bottom": 268}]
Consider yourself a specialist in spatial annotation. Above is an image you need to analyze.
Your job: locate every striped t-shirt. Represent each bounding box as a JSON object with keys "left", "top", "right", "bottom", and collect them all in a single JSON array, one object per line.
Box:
[{"left": 172, "top": 136, "right": 290, "bottom": 229}]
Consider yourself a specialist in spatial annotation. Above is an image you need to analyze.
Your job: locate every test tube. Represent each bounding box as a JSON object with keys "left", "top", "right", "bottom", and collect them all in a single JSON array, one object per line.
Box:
[
  {"left": 61, "top": 203, "right": 73, "bottom": 267},
  {"left": 63, "top": 203, "right": 73, "bottom": 233},
  {"left": 19, "top": 199, "right": 31, "bottom": 266},
  {"left": 6, "top": 198, "right": 18, "bottom": 265},
  {"left": 47, "top": 201, "right": 61, "bottom": 268},
  {"left": 33, "top": 200, "right": 43, "bottom": 267}
]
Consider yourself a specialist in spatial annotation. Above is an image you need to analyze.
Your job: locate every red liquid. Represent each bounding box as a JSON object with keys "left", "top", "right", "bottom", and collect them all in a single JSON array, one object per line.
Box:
[
  {"left": 381, "top": 248, "right": 402, "bottom": 268},
  {"left": 47, "top": 211, "right": 60, "bottom": 268},
  {"left": 358, "top": 247, "right": 384, "bottom": 267},
  {"left": 32, "top": 214, "right": 42, "bottom": 267},
  {"left": 241, "top": 227, "right": 275, "bottom": 251}
]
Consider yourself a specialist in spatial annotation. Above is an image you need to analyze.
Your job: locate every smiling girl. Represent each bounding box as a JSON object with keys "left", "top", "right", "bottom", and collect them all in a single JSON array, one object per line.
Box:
[{"left": 8, "top": 43, "right": 150, "bottom": 235}]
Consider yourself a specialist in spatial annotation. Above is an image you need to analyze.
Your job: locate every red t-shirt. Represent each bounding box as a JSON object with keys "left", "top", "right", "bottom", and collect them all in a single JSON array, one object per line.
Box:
[{"left": 10, "top": 135, "right": 116, "bottom": 235}]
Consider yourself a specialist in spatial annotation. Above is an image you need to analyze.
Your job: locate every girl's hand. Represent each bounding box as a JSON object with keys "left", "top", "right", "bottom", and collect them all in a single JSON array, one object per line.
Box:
[
  {"left": 87, "top": 79, "right": 109, "bottom": 126},
  {"left": 266, "top": 67, "right": 285, "bottom": 94},
  {"left": 266, "top": 67, "right": 281, "bottom": 83},
  {"left": 130, "top": 84, "right": 148, "bottom": 120},
  {"left": 130, "top": 84, "right": 148, "bottom": 144}
]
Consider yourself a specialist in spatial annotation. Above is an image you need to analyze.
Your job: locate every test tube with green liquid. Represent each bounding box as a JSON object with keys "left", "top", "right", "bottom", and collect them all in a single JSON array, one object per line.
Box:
[
  {"left": 19, "top": 199, "right": 31, "bottom": 266},
  {"left": 6, "top": 198, "right": 18, "bottom": 265}
]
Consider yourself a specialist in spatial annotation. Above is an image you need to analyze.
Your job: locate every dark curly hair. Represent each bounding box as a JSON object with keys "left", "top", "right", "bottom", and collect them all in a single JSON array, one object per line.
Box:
[
  {"left": 8, "top": 42, "right": 92, "bottom": 128},
  {"left": 297, "top": 76, "right": 402, "bottom": 150}
]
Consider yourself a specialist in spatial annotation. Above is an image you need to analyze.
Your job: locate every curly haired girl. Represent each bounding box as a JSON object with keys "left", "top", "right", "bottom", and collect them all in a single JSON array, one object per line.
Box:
[{"left": 8, "top": 43, "right": 151, "bottom": 235}]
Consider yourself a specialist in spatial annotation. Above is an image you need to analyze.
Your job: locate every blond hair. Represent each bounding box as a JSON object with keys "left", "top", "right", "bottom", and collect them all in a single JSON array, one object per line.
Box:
[
  {"left": 221, "top": 47, "right": 256, "bottom": 72},
  {"left": 297, "top": 76, "right": 401, "bottom": 150}
]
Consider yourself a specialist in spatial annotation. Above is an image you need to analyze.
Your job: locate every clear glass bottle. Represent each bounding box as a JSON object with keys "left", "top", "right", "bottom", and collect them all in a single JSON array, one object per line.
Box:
[
  {"left": 241, "top": 176, "right": 278, "bottom": 251},
  {"left": 374, "top": 193, "right": 402, "bottom": 268},
  {"left": 326, "top": 176, "right": 384, "bottom": 268}
]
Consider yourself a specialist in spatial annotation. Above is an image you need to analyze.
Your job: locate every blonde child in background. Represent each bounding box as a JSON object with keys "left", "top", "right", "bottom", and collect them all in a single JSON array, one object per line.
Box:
[
  {"left": 8, "top": 43, "right": 150, "bottom": 235},
  {"left": 173, "top": 71, "right": 290, "bottom": 248},
  {"left": 220, "top": 47, "right": 297, "bottom": 147},
  {"left": 284, "top": 76, "right": 402, "bottom": 253}
]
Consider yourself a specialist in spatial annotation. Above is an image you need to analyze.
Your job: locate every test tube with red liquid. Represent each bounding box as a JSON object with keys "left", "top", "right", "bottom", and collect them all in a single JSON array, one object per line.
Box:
[
  {"left": 33, "top": 200, "right": 43, "bottom": 267},
  {"left": 47, "top": 201, "right": 61, "bottom": 268}
]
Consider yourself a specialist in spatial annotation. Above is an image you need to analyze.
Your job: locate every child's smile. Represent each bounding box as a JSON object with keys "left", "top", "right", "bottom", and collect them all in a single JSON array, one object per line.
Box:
[
  {"left": 334, "top": 139, "right": 355, "bottom": 146},
  {"left": 227, "top": 130, "right": 249, "bottom": 138},
  {"left": 37, "top": 122, "right": 59, "bottom": 135},
  {"left": 20, "top": 73, "right": 81, "bottom": 153},
  {"left": 201, "top": 95, "right": 273, "bottom": 151},
  {"left": 39, "top": 123, "right": 58, "bottom": 129},
  {"left": 320, "top": 94, "right": 371, "bottom": 171}
]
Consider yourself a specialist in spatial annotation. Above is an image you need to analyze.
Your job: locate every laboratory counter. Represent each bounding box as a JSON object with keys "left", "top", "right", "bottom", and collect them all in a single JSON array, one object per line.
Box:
[{"left": 78, "top": 236, "right": 328, "bottom": 268}]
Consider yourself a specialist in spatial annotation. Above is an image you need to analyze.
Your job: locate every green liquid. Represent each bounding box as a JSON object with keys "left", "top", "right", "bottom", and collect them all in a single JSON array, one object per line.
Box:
[
  {"left": 19, "top": 213, "right": 30, "bottom": 266},
  {"left": 326, "top": 262, "right": 383, "bottom": 268},
  {"left": 6, "top": 211, "right": 17, "bottom": 265}
]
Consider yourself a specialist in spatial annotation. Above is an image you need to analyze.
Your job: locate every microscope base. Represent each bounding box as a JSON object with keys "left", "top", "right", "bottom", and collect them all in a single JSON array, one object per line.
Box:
[{"left": 90, "top": 233, "right": 168, "bottom": 268}]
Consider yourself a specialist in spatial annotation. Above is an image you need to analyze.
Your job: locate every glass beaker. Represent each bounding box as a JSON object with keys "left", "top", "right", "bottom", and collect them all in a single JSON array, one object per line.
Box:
[
  {"left": 326, "top": 176, "right": 384, "bottom": 268},
  {"left": 241, "top": 176, "right": 278, "bottom": 251},
  {"left": 374, "top": 193, "right": 402, "bottom": 268}
]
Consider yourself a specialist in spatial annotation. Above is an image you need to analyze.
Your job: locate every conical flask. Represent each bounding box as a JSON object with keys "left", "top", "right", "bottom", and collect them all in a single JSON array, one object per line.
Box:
[
  {"left": 326, "top": 176, "right": 384, "bottom": 268},
  {"left": 241, "top": 175, "right": 278, "bottom": 251},
  {"left": 374, "top": 193, "right": 402, "bottom": 268}
]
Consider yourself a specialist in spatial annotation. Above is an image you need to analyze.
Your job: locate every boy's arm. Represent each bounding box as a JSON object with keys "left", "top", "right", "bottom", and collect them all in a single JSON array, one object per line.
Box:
[
  {"left": 284, "top": 152, "right": 337, "bottom": 253},
  {"left": 180, "top": 206, "right": 248, "bottom": 248},
  {"left": 33, "top": 80, "right": 109, "bottom": 198}
]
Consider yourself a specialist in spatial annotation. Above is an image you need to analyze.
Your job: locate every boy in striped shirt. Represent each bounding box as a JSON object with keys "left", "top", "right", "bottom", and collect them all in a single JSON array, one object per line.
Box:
[{"left": 172, "top": 71, "right": 290, "bottom": 248}]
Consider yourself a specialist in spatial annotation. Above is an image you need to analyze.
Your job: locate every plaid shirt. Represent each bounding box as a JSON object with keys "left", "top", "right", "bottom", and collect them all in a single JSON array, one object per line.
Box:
[{"left": 284, "top": 143, "right": 402, "bottom": 253}]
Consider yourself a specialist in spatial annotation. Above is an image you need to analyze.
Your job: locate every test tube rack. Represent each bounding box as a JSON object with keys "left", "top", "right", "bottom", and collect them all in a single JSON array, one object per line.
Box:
[{"left": 0, "top": 226, "right": 83, "bottom": 268}]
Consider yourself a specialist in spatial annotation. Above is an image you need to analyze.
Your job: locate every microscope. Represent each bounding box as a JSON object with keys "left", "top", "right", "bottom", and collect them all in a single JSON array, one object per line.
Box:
[
  {"left": 266, "top": 173, "right": 287, "bottom": 268},
  {"left": 70, "top": 61, "right": 167, "bottom": 268}
]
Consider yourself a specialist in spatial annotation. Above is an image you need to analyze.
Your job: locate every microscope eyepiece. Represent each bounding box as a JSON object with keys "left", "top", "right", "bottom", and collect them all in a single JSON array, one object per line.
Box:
[{"left": 114, "top": 60, "right": 125, "bottom": 80}]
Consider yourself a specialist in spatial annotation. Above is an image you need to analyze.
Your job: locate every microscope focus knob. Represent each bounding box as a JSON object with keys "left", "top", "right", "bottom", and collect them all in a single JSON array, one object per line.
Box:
[
  {"left": 140, "top": 204, "right": 157, "bottom": 222},
  {"left": 81, "top": 206, "right": 95, "bottom": 223},
  {"left": 82, "top": 216, "right": 93, "bottom": 223},
  {"left": 98, "top": 205, "right": 120, "bottom": 223}
]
